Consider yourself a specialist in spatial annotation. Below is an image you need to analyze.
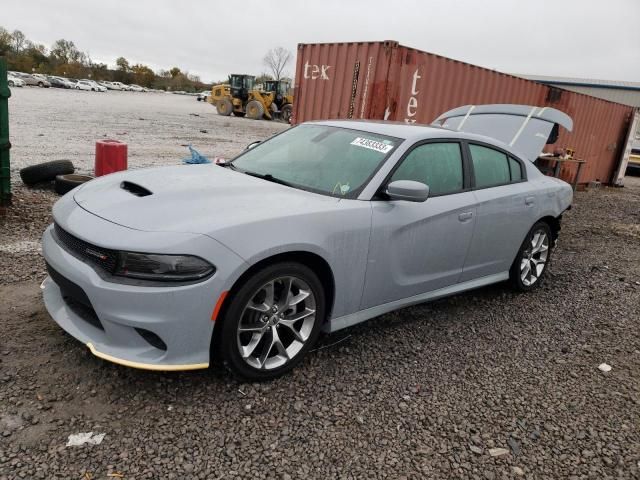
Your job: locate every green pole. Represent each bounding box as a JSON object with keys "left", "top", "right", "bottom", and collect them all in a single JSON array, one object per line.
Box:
[{"left": 0, "top": 57, "right": 11, "bottom": 206}]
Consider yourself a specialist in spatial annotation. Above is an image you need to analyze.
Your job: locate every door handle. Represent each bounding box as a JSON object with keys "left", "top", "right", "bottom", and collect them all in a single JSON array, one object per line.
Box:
[
  {"left": 525, "top": 196, "right": 536, "bottom": 206},
  {"left": 458, "top": 212, "right": 473, "bottom": 222}
]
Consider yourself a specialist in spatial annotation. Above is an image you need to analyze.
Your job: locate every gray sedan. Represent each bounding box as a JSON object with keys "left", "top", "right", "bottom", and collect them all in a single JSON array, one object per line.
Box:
[{"left": 41, "top": 104, "right": 573, "bottom": 380}]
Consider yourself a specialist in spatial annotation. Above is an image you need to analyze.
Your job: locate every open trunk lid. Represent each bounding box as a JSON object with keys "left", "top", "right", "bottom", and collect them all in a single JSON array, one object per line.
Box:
[{"left": 432, "top": 104, "right": 573, "bottom": 161}]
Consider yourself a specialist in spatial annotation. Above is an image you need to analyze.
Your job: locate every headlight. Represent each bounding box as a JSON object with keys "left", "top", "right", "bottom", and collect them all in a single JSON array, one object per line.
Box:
[{"left": 114, "top": 252, "right": 215, "bottom": 282}]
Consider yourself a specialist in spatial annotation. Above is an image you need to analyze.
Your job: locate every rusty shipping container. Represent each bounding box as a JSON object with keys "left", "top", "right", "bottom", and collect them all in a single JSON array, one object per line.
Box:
[{"left": 293, "top": 41, "right": 633, "bottom": 184}]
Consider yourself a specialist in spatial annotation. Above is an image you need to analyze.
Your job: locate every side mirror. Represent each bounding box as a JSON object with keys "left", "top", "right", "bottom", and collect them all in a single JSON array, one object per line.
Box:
[
  {"left": 385, "top": 180, "right": 430, "bottom": 202},
  {"left": 246, "top": 141, "right": 261, "bottom": 150}
]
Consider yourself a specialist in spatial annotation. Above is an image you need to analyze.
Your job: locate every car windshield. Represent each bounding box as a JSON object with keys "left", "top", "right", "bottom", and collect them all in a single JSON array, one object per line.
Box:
[{"left": 231, "top": 125, "right": 400, "bottom": 198}]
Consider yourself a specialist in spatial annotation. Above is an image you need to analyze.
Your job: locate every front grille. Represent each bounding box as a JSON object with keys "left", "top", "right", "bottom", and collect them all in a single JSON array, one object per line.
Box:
[{"left": 53, "top": 223, "right": 119, "bottom": 274}]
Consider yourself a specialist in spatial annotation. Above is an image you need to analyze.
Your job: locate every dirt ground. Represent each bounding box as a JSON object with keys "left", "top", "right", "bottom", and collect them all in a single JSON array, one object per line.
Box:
[{"left": 1, "top": 89, "right": 640, "bottom": 479}]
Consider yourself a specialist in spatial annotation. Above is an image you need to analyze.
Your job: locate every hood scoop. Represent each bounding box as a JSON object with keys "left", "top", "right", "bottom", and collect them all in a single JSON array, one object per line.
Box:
[{"left": 121, "top": 181, "right": 152, "bottom": 197}]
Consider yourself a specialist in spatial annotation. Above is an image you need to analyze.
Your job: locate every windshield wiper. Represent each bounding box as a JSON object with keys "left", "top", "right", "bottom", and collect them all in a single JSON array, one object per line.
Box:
[
  {"left": 242, "top": 170, "right": 295, "bottom": 188},
  {"left": 217, "top": 161, "right": 237, "bottom": 170}
]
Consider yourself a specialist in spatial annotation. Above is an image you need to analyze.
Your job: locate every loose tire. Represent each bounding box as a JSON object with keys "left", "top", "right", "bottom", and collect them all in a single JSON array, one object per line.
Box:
[
  {"left": 20, "top": 160, "right": 75, "bottom": 186},
  {"left": 509, "top": 221, "right": 553, "bottom": 292},
  {"left": 220, "top": 262, "right": 325, "bottom": 381},
  {"left": 216, "top": 99, "right": 233, "bottom": 116},
  {"left": 281, "top": 104, "right": 293, "bottom": 123},
  {"left": 54, "top": 174, "right": 94, "bottom": 195},
  {"left": 245, "top": 100, "right": 264, "bottom": 120}
]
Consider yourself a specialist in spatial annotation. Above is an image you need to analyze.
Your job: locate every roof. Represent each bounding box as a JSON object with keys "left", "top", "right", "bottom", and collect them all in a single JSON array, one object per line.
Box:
[
  {"left": 311, "top": 119, "right": 450, "bottom": 141},
  {"left": 515, "top": 74, "right": 640, "bottom": 92}
]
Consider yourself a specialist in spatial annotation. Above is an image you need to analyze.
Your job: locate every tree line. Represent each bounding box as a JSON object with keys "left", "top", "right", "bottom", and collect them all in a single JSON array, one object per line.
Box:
[{"left": 0, "top": 27, "right": 211, "bottom": 92}]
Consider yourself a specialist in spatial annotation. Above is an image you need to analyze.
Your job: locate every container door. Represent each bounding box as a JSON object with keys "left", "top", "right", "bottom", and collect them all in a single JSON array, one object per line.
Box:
[{"left": 433, "top": 104, "right": 573, "bottom": 162}]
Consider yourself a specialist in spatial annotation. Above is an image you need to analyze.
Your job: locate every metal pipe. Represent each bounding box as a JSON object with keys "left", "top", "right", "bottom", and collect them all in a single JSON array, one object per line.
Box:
[{"left": 0, "top": 57, "right": 11, "bottom": 206}]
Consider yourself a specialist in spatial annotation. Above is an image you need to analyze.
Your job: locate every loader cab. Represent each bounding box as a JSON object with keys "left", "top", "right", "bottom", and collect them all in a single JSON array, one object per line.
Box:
[
  {"left": 229, "top": 74, "right": 255, "bottom": 101},
  {"left": 263, "top": 80, "right": 289, "bottom": 107}
]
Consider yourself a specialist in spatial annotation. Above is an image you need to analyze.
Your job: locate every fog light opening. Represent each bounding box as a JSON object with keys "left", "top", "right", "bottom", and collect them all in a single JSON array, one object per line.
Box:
[{"left": 135, "top": 328, "right": 167, "bottom": 351}]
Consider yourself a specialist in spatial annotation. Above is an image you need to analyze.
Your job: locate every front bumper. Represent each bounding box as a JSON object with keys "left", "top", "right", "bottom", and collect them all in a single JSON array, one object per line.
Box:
[{"left": 41, "top": 216, "right": 247, "bottom": 370}]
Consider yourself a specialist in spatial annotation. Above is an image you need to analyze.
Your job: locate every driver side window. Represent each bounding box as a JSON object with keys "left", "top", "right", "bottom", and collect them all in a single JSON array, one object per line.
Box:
[{"left": 390, "top": 142, "right": 464, "bottom": 196}]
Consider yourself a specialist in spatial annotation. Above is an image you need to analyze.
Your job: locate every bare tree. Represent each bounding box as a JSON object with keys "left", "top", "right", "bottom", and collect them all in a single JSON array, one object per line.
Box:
[
  {"left": 263, "top": 47, "right": 292, "bottom": 81},
  {"left": 11, "top": 30, "right": 26, "bottom": 54}
]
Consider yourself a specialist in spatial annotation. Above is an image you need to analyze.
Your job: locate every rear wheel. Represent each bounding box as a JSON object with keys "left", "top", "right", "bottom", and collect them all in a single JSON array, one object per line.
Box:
[
  {"left": 509, "top": 221, "right": 552, "bottom": 291},
  {"left": 8, "top": 80, "right": 15, "bottom": 87},
  {"left": 245, "top": 100, "right": 264, "bottom": 120},
  {"left": 220, "top": 263, "right": 325, "bottom": 380},
  {"left": 216, "top": 99, "right": 233, "bottom": 116}
]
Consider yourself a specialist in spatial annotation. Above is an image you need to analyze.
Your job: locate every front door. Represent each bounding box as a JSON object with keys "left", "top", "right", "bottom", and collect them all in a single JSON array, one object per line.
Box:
[{"left": 361, "top": 141, "right": 477, "bottom": 309}]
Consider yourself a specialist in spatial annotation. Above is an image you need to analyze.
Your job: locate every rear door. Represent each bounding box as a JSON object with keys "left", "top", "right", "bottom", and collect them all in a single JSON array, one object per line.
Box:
[
  {"left": 433, "top": 104, "right": 573, "bottom": 162},
  {"left": 459, "top": 142, "right": 538, "bottom": 281}
]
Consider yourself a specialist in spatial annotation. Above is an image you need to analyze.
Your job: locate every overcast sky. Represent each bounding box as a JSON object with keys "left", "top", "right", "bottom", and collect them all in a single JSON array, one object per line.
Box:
[{"left": 3, "top": 0, "right": 639, "bottom": 83}]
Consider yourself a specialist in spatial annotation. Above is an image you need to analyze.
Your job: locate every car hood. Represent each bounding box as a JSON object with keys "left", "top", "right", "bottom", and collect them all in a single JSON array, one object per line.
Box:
[{"left": 73, "top": 165, "right": 340, "bottom": 235}]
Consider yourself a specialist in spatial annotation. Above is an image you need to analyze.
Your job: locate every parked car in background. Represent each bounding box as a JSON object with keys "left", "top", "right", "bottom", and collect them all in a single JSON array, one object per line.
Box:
[
  {"left": 10, "top": 71, "right": 50, "bottom": 87},
  {"left": 110, "top": 81, "right": 129, "bottom": 91},
  {"left": 80, "top": 80, "right": 107, "bottom": 92},
  {"left": 197, "top": 90, "right": 209, "bottom": 101},
  {"left": 626, "top": 147, "right": 640, "bottom": 176},
  {"left": 7, "top": 74, "right": 25, "bottom": 87},
  {"left": 41, "top": 104, "right": 574, "bottom": 380},
  {"left": 74, "top": 80, "right": 94, "bottom": 91},
  {"left": 129, "top": 84, "right": 144, "bottom": 92},
  {"left": 100, "top": 81, "right": 120, "bottom": 90},
  {"left": 57, "top": 77, "right": 77, "bottom": 89},
  {"left": 47, "top": 76, "right": 70, "bottom": 89}
]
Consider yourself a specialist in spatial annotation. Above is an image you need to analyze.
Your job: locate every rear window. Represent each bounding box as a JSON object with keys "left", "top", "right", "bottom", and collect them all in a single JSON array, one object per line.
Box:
[{"left": 470, "top": 144, "right": 510, "bottom": 188}]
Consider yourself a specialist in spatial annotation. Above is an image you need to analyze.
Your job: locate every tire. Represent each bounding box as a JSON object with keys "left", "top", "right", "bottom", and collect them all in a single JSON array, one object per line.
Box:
[
  {"left": 54, "top": 174, "right": 94, "bottom": 195},
  {"left": 245, "top": 100, "right": 265, "bottom": 120},
  {"left": 8, "top": 80, "right": 14, "bottom": 87},
  {"left": 281, "top": 104, "right": 293, "bottom": 123},
  {"left": 220, "top": 262, "right": 326, "bottom": 381},
  {"left": 76, "top": 86, "right": 80, "bottom": 90},
  {"left": 509, "top": 221, "right": 553, "bottom": 292},
  {"left": 38, "top": 82, "right": 44, "bottom": 87},
  {"left": 20, "top": 160, "right": 75, "bottom": 186},
  {"left": 216, "top": 99, "right": 233, "bottom": 116},
  {"left": 233, "top": 111, "right": 246, "bottom": 118}
]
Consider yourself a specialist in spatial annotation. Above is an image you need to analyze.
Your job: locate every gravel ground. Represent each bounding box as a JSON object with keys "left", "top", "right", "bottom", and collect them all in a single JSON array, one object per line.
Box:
[{"left": 1, "top": 89, "right": 640, "bottom": 479}]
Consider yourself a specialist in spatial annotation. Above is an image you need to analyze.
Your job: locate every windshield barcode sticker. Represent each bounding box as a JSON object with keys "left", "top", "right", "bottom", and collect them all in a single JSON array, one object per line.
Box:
[{"left": 350, "top": 137, "right": 393, "bottom": 154}]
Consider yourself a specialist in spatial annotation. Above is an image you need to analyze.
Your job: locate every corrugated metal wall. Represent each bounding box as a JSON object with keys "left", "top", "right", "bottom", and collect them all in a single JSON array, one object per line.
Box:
[{"left": 293, "top": 41, "right": 634, "bottom": 185}]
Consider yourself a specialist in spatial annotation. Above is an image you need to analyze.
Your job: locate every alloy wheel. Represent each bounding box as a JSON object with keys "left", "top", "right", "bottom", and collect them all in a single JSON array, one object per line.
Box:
[
  {"left": 520, "top": 229, "right": 549, "bottom": 286},
  {"left": 237, "top": 276, "right": 317, "bottom": 370}
]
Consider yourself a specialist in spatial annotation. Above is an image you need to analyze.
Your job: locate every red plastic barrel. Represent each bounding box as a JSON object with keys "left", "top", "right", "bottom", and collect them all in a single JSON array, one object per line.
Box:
[{"left": 95, "top": 140, "right": 128, "bottom": 177}]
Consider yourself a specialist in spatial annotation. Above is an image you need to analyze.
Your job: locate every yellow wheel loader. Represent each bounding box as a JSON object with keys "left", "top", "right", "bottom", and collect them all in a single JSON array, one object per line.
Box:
[{"left": 209, "top": 74, "right": 293, "bottom": 122}]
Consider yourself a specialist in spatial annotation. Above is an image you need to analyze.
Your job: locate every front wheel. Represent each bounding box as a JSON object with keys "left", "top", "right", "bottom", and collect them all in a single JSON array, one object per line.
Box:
[
  {"left": 220, "top": 263, "right": 325, "bottom": 380},
  {"left": 281, "top": 104, "right": 292, "bottom": 123},
  {"left": 245, "top": 100, "right": 264, "bottom": 120},
  {"left": 509, "top": 221, "right": 552, "bottom": 291}
]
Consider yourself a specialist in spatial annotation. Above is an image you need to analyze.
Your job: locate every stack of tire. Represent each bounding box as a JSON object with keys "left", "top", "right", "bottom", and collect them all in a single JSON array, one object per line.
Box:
[{"left": 19, "top": 160, "right": 94, "bottom": 195}]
